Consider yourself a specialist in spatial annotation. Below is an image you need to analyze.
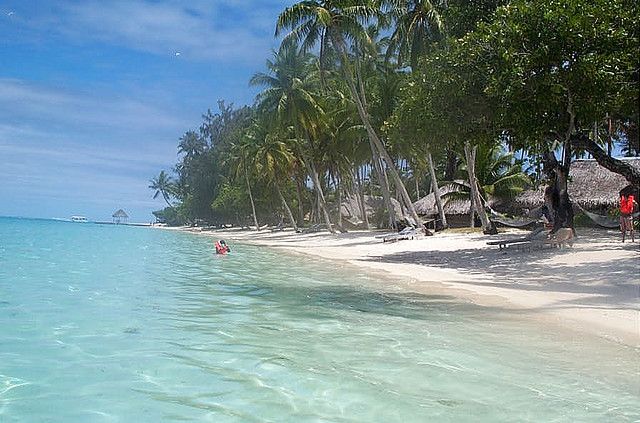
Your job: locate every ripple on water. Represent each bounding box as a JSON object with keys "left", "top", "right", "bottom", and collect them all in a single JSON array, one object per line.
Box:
[{"left": 0, "top": 218, "right": 638, "bottom": 422}]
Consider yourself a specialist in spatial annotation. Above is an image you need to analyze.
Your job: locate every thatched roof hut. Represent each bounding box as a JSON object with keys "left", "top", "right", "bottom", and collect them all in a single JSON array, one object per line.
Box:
[
  {"left": 413, "top": 181, "right": 500, "bottom": 217},
  {"left": 517, "top": 158, "right": 640, "bottom": 209},
  {"left": 112, "top": 209, "right": 129, "bottom": 224}
]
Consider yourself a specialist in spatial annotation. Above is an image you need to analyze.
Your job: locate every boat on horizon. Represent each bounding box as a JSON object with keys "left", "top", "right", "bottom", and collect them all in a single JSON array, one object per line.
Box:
[{"left": 70, "top": 215, "right": 88, "bottom": 223}]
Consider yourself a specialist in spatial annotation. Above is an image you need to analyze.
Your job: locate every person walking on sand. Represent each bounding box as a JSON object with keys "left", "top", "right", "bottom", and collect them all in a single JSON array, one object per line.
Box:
[{"left": 619, "top": 194, "right": 637, "bottom": 242}]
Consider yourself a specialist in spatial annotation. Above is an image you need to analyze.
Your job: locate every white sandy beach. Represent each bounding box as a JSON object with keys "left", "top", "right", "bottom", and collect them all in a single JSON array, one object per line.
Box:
[{"left": 171, "top": 226, "right": 639, "bottom": 346}]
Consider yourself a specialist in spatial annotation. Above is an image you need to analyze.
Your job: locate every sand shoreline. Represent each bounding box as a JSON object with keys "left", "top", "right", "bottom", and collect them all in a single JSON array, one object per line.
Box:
[{"left": 163, "top": 225, "right": 640, "bottom": 347}]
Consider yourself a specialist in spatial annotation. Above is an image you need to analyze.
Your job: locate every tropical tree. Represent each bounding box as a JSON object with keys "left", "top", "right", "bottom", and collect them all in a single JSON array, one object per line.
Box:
[
  {"left": 250, "top": 121, "right": 300, "bottom": 231},
  {"left": 384, "top": 0, "right": 445, "bottom": 70},
  {"left": 251, "top": 44, "right": 337, "bottom": 232},
  {"left": 225, "top": 135, "right": 260, "bottom": 230},
  {"left": 471, "top": 0, "right": 640, "bottom": 229},
  {"left": 149, "top": 170, "right": 175, "bottom": 208},
  {"left": 177, "top": 130, "right": 207, "bottom": 161},
  {"left": 446, "top": 143, "right": 531, "bottom": 206},
  {"left": 276, "top": 0, "right": 423, "bottom": 228}
]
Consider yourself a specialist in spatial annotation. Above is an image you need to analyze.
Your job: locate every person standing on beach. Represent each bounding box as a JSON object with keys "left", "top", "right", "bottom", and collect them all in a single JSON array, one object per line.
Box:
[{"left": 619, "top": 194, "right": 636, "bottom": 242}]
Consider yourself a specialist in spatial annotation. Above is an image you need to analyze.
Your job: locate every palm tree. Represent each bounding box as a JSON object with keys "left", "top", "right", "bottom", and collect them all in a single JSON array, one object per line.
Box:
[
  {"left": 447, "top": 142, "right": 530, "bottom": 232},
  {"left": 276, "top": 0, "right": 423, "bottom": 228},
  {"left": 149, "top": 170, "right": 175, "bottom": 208},
  {"left": 251, "top": 44, "right": 336, "bottom": 233},
  {"left": 226, "top": 136, "right": 260, "bottom": 230},
  {"left": 384, "top": 0, "right": 448, "bottom": 227},
  {"left": 178, "top": 130, "right": 207, "bottom": 160},
  {"left": 251, "top": 123, "right": 300, "bottom": 231},
  {"left": 384, "top": 0, "right": 444, "bottom": 70}
]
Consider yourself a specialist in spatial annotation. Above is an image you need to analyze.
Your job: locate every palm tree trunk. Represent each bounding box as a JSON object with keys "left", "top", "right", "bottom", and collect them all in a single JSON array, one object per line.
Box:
[
  {"left": 332, "top": 32, "right": 421, "bottom": 228},
  {"left": 161, "top": 192, "right": 173, "bottom": 208},
  {"left": 244, "top": 169, "right": 260, "bottom": 231},
  {"left": 335, "top": 173, "right": 343, "bottom": 228},
  {"left": 464, "top": 142, "right": 497, "bottom": 235},
  {"left": 427, "top": 151, "right": 447, "bottom": 229},
  {"left": 295, "top": 174, "right": 305, "bottom": 224},
  {"left": 370, "top": 141, "right": 396, "bottom": 229},
  {"left": 276, "top": 181, "right": 297, "bottom": 232},
  {"left": 308, "top": 160, "right": 336, "bottom": 233},
  {"left": 354, "top": 167, "right": 370, "bottom": 228},
  {"left": 295, "top": 137, "right": 336, "bottom": 233}
]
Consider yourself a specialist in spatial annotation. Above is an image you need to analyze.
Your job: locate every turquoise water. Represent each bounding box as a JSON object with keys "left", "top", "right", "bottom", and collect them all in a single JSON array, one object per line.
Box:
[{"left": 0, "top": 217, "right": 638, "bottom": 422}]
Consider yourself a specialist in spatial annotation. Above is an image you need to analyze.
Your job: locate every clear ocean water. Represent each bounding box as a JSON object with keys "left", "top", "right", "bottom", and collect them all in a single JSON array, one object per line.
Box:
[{"left": 0, "top": 217, "right": 638, "bottom": 422}]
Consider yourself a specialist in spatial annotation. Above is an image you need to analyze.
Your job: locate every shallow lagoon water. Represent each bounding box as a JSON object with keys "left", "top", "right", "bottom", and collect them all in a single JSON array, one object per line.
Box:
[{"left": 0, "top": 217, "right": 638, "bottom": 422}]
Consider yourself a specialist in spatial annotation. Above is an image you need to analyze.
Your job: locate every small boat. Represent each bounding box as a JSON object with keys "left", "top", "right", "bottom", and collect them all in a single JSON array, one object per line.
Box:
[{"left": 70, "top": 216, "right": 88, "bottom": 223}]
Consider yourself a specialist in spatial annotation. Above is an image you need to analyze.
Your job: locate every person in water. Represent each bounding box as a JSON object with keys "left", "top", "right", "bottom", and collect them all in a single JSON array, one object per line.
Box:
[
  {"left": 619, "top": 194, "right": 637, "bottom": 243},
  {"left": 215, "top": 239, "right": 231, "bottom": 254}
]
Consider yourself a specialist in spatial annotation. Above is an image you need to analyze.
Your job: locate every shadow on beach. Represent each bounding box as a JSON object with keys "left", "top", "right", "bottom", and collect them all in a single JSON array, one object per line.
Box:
[{"left": 363, "top": 230, "right": 639, "bottom": 313}]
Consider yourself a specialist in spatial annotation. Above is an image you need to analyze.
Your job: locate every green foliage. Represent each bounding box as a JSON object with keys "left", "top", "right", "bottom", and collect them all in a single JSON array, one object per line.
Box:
[
  {"left": 463, "top": 143, "right": 531, "bottom": 200},
  {"left": 150, "top": 0, "right": 638, "bottom": 227},
  {"left": 152, "top": 206, "right": 187, "bottom": 226},
  {"left": 211, "top": 183, "right": 251, "bottom": 223},
  {"left": 472, "top": 0, "right": 639, "bottom": 147}
]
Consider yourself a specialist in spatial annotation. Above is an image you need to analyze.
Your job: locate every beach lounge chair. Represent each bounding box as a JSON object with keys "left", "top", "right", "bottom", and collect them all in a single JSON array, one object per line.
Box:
[
  {"left": 486, "top": 227, "right": 545, "bottom": 250},
  {"left": 376, "top": 227, "right": 418, "bottom": 243}
]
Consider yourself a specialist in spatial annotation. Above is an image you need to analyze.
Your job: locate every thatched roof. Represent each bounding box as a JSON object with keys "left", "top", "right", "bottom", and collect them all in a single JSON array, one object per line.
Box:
[
  {"left": 112, "top": 209, "right": 129, "bottom": 218},
  {"left": 413, "top": 181, "right": 499, "bottom": 216},
  {"left": 517, "top": 158, "right": 640, "bottom": 208}
]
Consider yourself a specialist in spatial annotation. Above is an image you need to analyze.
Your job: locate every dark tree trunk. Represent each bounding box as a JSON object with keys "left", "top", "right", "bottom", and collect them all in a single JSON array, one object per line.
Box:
[
  {"left": 542, "top": 149, "right": 574, "bottom": 232},
  {"left": 445, "top": 149, "right": 458, "bottom": 181}
]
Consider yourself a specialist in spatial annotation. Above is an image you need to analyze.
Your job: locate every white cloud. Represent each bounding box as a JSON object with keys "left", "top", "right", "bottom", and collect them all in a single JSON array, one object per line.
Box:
[
  {"left": 0, "top": 79, "right": 190, "bottom": 132},
  {"left": 32, "top": 0, "right": 290, "bottom": 63},
  {"left": 0, "top": 80, "right": 184, "bottom": 220}
]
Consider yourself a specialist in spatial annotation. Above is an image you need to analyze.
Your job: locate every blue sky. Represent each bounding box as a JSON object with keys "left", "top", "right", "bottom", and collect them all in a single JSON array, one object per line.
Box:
[{"left": 0, "top": 0, "right": 293, "bottom": 221}]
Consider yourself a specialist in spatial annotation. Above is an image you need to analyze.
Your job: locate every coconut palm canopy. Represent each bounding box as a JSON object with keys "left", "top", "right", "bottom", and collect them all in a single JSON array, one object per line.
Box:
[
  {"left": 517, "top": 158, "right": 640, "bottom": 209},
  {"left": 112, "top": 209, "right": 129, "bottom": 218}
]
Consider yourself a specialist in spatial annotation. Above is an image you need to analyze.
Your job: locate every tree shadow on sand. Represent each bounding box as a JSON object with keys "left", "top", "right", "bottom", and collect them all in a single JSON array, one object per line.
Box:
[{"left": 363, "top": 236, "right": 639, "bottom": 313}]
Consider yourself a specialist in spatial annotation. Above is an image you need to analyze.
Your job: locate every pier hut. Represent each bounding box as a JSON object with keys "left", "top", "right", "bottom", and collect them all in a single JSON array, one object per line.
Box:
[{"left": 112, "top": 209, "right": 129, "bottom": 224}]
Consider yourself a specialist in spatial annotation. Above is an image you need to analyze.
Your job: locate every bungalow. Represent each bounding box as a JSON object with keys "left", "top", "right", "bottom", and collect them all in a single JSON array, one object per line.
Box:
[{"left": 413, "top": 181, "right": 502, "bottom": 228}]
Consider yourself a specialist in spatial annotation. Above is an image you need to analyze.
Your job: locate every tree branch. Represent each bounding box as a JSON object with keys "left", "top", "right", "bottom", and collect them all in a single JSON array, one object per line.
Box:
[{"left": 571, "top": 133, "right": 640, "bottom": 187}]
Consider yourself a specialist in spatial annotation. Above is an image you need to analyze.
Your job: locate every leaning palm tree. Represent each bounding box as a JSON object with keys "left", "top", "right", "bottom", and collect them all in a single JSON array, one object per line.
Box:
[
  {"left": 251, "top": 123, "right": 300, "bottom": 231},
  {"left": 384, "top": 0, "right": 448, "bottom": 227},
  {"left": 225, "top": 136, "right": 261, "bottom": 231},
  {"left": 251, "top": 44, "right": 336, "bottom": 233},
  {"left": 149, "top": 170, "right": 175, "bottom": 208},
  {"left": 276, "top": 0, "right": 423, "bottom": 228}
]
